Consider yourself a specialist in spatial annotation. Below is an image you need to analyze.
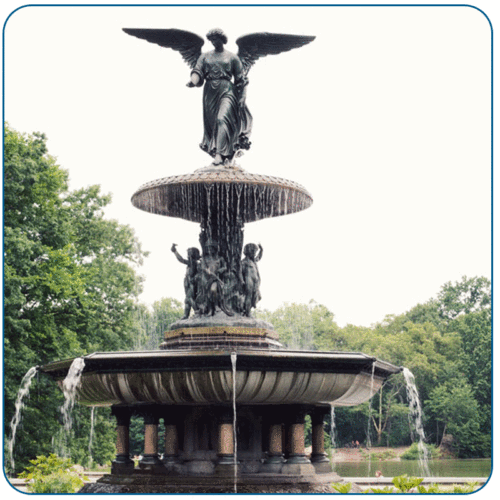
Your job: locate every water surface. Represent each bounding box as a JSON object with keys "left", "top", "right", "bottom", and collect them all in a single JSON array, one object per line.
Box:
[{"left": 333, "top": 459, "right": 491, "bottom": 478}]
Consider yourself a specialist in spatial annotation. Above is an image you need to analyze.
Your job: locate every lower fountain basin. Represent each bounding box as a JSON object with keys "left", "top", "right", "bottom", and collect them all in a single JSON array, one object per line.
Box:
[{"left": 41, "top": 350, "right": 401, "bottom": 407}]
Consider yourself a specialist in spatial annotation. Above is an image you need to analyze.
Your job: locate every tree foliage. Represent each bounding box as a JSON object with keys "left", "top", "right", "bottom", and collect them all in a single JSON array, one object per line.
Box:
[
  {"left": 132, "top": 298, "right": 183, "bottom": 350},
  {"left": 4, "top": 124, "right": 147, "bottom": 473},
  {"left": 18, "top": 454, "right": 87, "bottom": 493},
  {"left": 425, "top": 380, "right": 484, "bottom": 457},
  {"left": 437, "top": 275, "right": 490, "bottom": 320},
  {"left": 257, "top": 300, "right": 341, "bottom": 350}
]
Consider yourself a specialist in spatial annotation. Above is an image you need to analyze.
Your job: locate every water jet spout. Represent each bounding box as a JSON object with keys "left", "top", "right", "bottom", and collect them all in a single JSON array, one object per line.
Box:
[
  {"left": 8, "top": 365, "right": 40, "bottom": 473},
  {"left": 402, "top": 367, "right": 431, "bottom": 477}
]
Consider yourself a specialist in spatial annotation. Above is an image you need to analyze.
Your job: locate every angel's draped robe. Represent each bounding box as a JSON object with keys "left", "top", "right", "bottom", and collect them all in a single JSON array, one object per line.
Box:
[{"left": 192, "top": 50, "right": 252, "bottom": 159}]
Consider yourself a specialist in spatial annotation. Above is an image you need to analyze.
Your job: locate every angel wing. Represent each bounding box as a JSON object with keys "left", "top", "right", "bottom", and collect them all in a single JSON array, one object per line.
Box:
[
  {"left": 123, "top": 28, "right": 204, "bottom": 69},
  {"left": 236, "top": 32, "right": 315, "bottom": 75}
]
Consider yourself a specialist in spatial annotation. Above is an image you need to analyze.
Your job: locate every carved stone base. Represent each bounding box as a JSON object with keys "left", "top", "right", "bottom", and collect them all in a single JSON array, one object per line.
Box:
[
  {"left": 281, "top": 462, "right": 316, "bottom": 476},
  {"left": 312, "top": 461, "right": 333, "bottom": 474},
  {"left": 259, "top": 462, "right": 284, "bottom": 474},
  {"left": 311, "top": 451, "right": 331, "bottom": 472},
  {"left": 80, "top": 472, "right": 344, "bottom": 494},
  {"left": 111, "top": 456, "right": 134, "bottom": 475},
  {"left": 139, "top": 454, "right": 163, "bottom": 472},
  {"left": 185, "top": 459, "right": 215, "bottom": 475},
  {"left": 169, "top": 312, "right": 274, "bottom": 331},
  {"left": 162, "top": 318, "right": 281, "bottom": 350},
  {"left": 215, "top": 453, "right": 238, "bottom": 475}
]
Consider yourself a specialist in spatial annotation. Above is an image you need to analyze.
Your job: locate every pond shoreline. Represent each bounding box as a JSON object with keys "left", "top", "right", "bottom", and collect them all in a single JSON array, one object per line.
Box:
[
  {"left": 331, "top": 446, "right": 408, "bottom": 462},
  {"left": 330, "top": 447, "right": 491, "bottom": 479}
]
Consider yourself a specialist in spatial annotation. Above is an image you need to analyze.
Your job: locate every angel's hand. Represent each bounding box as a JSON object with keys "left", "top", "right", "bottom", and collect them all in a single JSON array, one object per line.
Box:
[
  {"left": 186, "top": 81, "right": 195, "bottom": 88},
  {"left": 189, "top": 72, "right": 201, "bottom": 87}
]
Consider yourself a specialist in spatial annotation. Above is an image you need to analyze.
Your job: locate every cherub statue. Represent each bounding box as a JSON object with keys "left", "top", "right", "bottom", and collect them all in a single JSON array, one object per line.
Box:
[
  {"left": 123, "top": 27, "right": 315, "bottom": 165},
  {"left": 241, "top": 243, "right": 263, "bottom": 317},
  {"left": 198, "top": 240, "right": 233, "bottom": 317},
  {"left": 171, "top": 243, "right": 201, "bottom": 319}
]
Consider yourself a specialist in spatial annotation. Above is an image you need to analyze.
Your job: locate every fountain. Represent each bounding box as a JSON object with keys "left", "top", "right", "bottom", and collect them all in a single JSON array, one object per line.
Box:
[{"left": 39, "top": 27, "right": 402, "bottom": 493}]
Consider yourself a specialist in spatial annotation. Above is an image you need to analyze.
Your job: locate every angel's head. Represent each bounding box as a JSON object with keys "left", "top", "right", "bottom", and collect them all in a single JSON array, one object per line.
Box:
[{"left": 207, "top": 28, "right": 228, "bottom": 47}]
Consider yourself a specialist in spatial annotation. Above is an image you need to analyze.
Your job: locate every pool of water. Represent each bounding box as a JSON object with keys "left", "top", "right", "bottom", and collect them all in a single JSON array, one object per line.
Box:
[{"left": 332, "top": 459, "right": 491, "bottom": 478}]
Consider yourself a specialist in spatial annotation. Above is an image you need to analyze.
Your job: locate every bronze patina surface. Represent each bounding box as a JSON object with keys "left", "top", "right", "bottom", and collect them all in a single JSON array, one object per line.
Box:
[
  {"left": 131, "top": 168, "right": 313, "bottom": 221},
  {"left": 123, "top": 28, "right": 315, "bottom": 166}
]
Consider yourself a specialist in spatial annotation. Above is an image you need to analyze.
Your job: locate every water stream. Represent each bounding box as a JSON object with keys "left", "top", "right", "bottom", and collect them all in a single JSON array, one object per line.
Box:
[
  {"left": 88, "top": 406, "right": 96, "bottom": 468},
  {"left": 231, "top": 352, "right": 238, "bottom": 493},
  {"left": 402, "top": 367, "right": 431, "bottom": 477},
  {"left": 330, "top": 405, "right": 337, "bottom": 451},
  {"left": 60, "top": 357, "right": 86, "bottom": 433},
  {"left": 366, "top": 364, "right": 376, "bottom": 476},
  {"left": 8, "top": 366, "right": 39, "bottom": 472},
  {"left": 52, "top": 357, "right": 86, "bottom": 458}
]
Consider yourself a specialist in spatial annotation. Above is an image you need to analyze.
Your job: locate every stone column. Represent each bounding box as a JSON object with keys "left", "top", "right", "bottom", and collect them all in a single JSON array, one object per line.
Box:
[
  {"left": 111, "top": 406, "right": 134, "bottom": 474},
  {"left": 139, "top": 407, "right": 163, "bottom": 471},
  {"left": 261, "top": 422, "right": 285, "bottom": 473},
  {"left": 310, "top": 407, "right": 332, "bottom": 473},
  {"left": 162, "top": 411, "right": 182, "bottom": 470},
  {"left": 288, "top": 421, "right": 307, "bottom": 463},
  {"left": 164, "top": 424, "right": 179, "bottom": 459},
  {"left": 281, "top": 406, "right": 315, "bottom": 476},
  {"left": 215, "top": 407, "right": 236, "bottom": 475}
]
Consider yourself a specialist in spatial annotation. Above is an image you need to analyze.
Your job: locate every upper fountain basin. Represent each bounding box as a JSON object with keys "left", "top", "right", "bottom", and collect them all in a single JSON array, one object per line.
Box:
[
  {"left": 41, "top": 349, "right": 401, "bottom": 407},
  {"left": 131, "top": 168, "right": 313, "bottom": 222}
]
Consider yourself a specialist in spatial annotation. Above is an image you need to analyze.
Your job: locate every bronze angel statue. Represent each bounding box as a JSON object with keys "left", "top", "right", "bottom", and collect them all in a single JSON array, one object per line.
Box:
[{"left": 123, "top": 28, "right": 315, "bottom": 165}]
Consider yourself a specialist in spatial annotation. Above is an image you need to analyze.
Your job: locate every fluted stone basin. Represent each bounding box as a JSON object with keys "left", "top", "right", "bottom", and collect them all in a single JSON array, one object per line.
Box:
[
  {"left": 130, "top": 167, "right": 313, "bottom": 222},
  {"left": 41, "top": 350, "right": 401, "bottom": 407}
]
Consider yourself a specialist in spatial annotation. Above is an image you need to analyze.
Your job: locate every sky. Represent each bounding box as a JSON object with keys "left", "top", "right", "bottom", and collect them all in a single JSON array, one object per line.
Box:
[{"left": 2, "top": 2, "right": 492, "bottom": 329}]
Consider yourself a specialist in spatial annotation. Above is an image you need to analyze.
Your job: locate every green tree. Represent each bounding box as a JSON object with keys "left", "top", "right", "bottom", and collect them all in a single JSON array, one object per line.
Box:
[
  {"left": 4, "top": 124, "right": 147, "bottom": 473},
  {"left": 257, "top": 300, "right": 341, "bottom": 350},
  {"left": 437, "top": 276, "right": 490, "bottom": 320},
  {"left": 425, "top": 380, "right": 484, "bottom": 457},
  {"left": 450, "top": 310, "right": 491, "bottom": 413},
  {"left": 132, "top": 297, "right": 183, "bottom": 350},
  {"left": 370, "top": 381, "right": 409, "bottom": 446},
  {"left": 404, "top": 299, "right": 446, "bottom": 331}
]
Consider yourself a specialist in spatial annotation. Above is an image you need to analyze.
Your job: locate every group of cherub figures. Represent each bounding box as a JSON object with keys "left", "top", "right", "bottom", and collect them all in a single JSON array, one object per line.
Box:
[{"left": 171, "top": 240, "right": 263, "bottom": 319}]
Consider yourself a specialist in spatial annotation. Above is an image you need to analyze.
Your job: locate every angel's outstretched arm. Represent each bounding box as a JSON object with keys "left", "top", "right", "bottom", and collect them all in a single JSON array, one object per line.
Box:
[{"left": 187, "top": 55, "right": 205, "bottom": 88}]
